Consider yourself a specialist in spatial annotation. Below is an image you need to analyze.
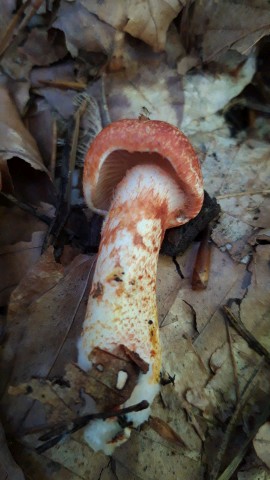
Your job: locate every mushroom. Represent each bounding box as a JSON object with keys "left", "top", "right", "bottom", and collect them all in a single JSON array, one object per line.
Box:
[{"left": 78, "top": 118, "right": 204, "bottom": 454}]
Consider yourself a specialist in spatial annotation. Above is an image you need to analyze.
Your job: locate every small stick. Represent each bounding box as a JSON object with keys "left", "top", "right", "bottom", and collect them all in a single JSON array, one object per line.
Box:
[
  {"left": 100, "top": 73, "right": 111, "bottom": 127},
  {"left": 37, "top": 80, "right": 87, "bottom": 91},
  {"left": 0, "top": 192, "right": 52, "bottom": 225},
  {"left": 0, "top": 0, "right": 31, "bottom": 56},
  {"left": 209, "top": 359, "right": 265, "bottom": 480},
  {"left": 66, "top": 97, "right": 88, "bottom": 208},
  {"left": 191, "top": 227, "right": 211, "bottom": 290},
  {"left": 172, "top": 256, "right": 184, "bottom": 279},
  {"left": 224, "top": 319, "right": 240, "bottom": 402},
  {"left": 50, "top": 119, "right": 57, "bottom": 182},
  {"left": 223, "top": 306, "right": 270, "bottom": 365},
  {"left": 15, "top": 0, "right": 45, "bottom": 34},
  {"left": 36, "top": 400, "right": 149, "bottom": 454},
  {"left": 216, "top": 189, "right": 270, "bottom": 199}
]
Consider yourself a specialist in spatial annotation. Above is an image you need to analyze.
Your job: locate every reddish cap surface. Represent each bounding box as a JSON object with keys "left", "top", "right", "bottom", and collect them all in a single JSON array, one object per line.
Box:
[{"left": 83, "top": 118, "right": 204, "bottom": 225}]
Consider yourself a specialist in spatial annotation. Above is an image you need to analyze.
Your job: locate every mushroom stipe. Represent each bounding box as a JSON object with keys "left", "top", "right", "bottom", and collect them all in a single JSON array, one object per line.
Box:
[{"left": 78, "top": 118, "right": 204, "bottom": 454}]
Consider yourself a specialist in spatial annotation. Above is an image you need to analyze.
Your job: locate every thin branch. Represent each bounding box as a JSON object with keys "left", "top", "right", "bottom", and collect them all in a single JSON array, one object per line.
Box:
[
  {"left": 216, "top": 189, "right": 270, "bottom": 200},
  {"left": 223, "top": 306, "right": 270, "bottom": 365},
  {"left": 36, "top": 400, "right": 149, "bottom": 454},
  {"left": 209, "top": 359, "right": 265, "bottom": 480}
]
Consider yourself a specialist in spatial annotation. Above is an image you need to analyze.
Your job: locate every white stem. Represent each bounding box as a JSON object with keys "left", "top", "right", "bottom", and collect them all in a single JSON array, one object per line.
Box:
[{"left": 78, "top": 163, "right": 184, "bottom": 453}]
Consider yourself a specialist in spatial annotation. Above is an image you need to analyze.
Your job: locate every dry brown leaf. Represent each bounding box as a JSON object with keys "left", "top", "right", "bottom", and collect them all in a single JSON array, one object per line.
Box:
[
  {"left": 240, "top": 245, "right": 270, "bottom": 350},
  {"left": 253, "top": 422, "right": 270, "bottom": 469},
  {"left": 190, "top": 1, "right": 270, "bottom": 62},
  {"left": 201, "top": 137, "right": 270, "bottom": 262},
  {"left": 0, "top": 230, "right": 46, "bottom": 307},
  {"left": 148, "top": 416, "right": 187, "bottom": 447},
  {"left": 0, "top": 250, "right": 96, "bottom": 435},
  {"left": 25, "top": 98, "right": 55, "bottom": 167},
  {"left": 12, "top": 444, "right": 86, "bottom": 480},
  {"left": 0, "top": 87, "right": 48, "bottom": 180},
  {"left": 80, "top": 0, "right": 183, "bottom": 52},
  {"left": 0, "top": 72, "right": 30, "bottom": 114},
  {"left": 53, "top": 1, "right": 116, "bottom": 57},
  {"left": 20, "top": 28, "right": 67, "bottom": 66}
]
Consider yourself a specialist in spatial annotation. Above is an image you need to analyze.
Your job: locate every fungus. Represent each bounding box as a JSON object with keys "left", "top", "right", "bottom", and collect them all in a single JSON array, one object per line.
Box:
[{"left": 78, "top": 118, "right": 204, "bottom": 454}]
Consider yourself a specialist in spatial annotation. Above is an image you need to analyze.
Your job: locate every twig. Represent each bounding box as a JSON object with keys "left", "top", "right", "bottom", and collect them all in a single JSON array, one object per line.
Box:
[
  {"left": 36, "top": 400, "right": 149, "bottom": 454},
  {"left": 216, "top": 189, "right": 270, "bottom": 200},
  {"left": 172, "top": 256, "right": 184, "bottom": 279},
  {"left": 191, "top": 226, "right": 211, "bottom": 290},
  {"left": 0, "top": 0, "right": 31, "bottom": 56},
  {"left": 0, "top": 0, "right": 45, "bottom": 57},
  {"left": 100, "top": 73, "right": 111, "bottom": 127},
  {"left": 209, "top": 359, "right": 265, "bottom": 480},
  {"left": 0, "top": 192, "right": 52, "bottom": 225},
  {"left": 224, "top": 319, "right": 240, "bottom": 402},
  {"left": 37, "top": 80, "right": 87, "bottom": 91},
  {"left": 217, "top": 398, "right": 270, "bottom": 480},
  {"left": 50, "top": 119, "right": 57, "bottom": 182},
  {"left": 223, "top": 306, "right": 270, "bottom": 365},
  {"left": 66, "top": 96, "right": 88, "bottom": 208}
]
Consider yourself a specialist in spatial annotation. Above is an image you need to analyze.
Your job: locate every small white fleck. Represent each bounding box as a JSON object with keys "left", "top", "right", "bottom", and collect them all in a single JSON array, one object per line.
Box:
[
  {"left": 116, "top": 370, "right": 128, "bottom": 390},
  {"left": 240, "top": 255, "right": 250, "bottom": 264},
  {"left": 225, "top": 243, "right": 232, "bottom": 250}
]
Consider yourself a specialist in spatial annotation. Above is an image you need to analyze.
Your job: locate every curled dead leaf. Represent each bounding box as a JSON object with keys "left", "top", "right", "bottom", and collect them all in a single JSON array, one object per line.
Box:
[
  {"left": 253, "top": 421, "right": 270, "bottom": 469},
  {"left": 0, "top": 87, "right": 49, "bottom": 189},
  {"left": 148, "top": 415, "right": 187, "bottom": 448}
]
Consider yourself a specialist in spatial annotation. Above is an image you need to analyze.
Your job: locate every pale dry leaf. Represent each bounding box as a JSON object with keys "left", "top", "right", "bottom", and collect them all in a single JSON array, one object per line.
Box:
[
  {"left": 104, "top": 46, "right": 255, "bottom": 135},
  {"left": 13, "top": 444, "right": 86, "bottom": 480},
  {"left": 113, "top": 426, "right": 204, "bottom": 480},
  {"left": 6, "top": 253, "right": 94, "bottom": 383},
  {"left": 190, "top": 1, "right": 270, "bottom": 62},
  {"left": 25, "top": 98, "right": 55, "bottom": 167},
  {"left": 81, "top": 0, "right": 183, "bottom": 52},
  {"left": 253, "top": 422, "right": 270, "bottom": 469},
  {"left": 166, "top": 245, "right": 247, "bottom": 333},
  {"left": 1, "top": 250, "right": 96, "bottom": 437},
  {"left": 240, "top": 244, "right": 270, "bottom": 350},
  {"left": 0, "top": 230, "right": 46, "bottom": 307},
  {"left": 211, "top": 212, "right": 254, "bottom": 262},
  {"left": 106, "top": 60, "right": 184, "bottom": 126},
  {"left": 0, "top": 87, "right": 48, "bottom": 175},
  {"left": 200, "top": 135, "right": 270, "bottom": 262},
  {"left": 249, "top": 228, "right": 270, "bottom": 245},
  {"left": 0, "top": 72, "right": 30, "bottom": 114},
  {"left": 44, "top": 437, "right": 109, "bottom": 479},
  {"left": 8, "top": 246, "right": 64, "bottom": 314},
  {"left": 148, "top": 415, "right": 187, "bottom": 447},
  {"left": 0, "top": 0, "right": 16, "bottom": 28},
  {"left": 53, "top": 0, "right": 116, "bottom": 57},
  {"left": 238, "top": 466, "right": 270, "bottom": 480},
  {"left": 20, "top": 28, "right": 67, "bottom": 66},
  {"left": 181, "top": 55, "right": 255, "bottom": 134}
]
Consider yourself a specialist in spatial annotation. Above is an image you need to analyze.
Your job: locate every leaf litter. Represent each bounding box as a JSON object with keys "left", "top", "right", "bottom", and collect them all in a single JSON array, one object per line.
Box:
[{"left": 0, "top": 1, "right": 270, "bottom": 479}]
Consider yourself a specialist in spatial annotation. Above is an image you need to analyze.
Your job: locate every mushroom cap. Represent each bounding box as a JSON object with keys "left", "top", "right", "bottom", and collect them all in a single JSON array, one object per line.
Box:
[{"left": 83, "top": 118, "right": 204, "bottom": 226}]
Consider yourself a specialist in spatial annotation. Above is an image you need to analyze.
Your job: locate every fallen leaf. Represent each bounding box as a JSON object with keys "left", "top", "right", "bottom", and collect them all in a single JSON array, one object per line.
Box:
[
  {"left": 20, "top": 28, "right": 67, "bottom": 66},
  {"left": 0, "top": 87, "right": 48, "bottom": 182},
  {"left": 0, "top": 230, "right": 46, "bottom": 307},
  {"left": 148, "top": 416, "right": 187, "bottom": 447},
  {"left": 53, "top": 1, "right": 115, "bottom": 57},
  {"left": 253, "top": 422, "right": 270, "bottom": 469},
  {"left": 190, "top": 1, "right": 270, "bottom": 62},
  {"left": 80, "top": 0, "right": 183, "bottom": 52},
  {"left": 240, "top": 245, "right": 270, "bottom": 350}
]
